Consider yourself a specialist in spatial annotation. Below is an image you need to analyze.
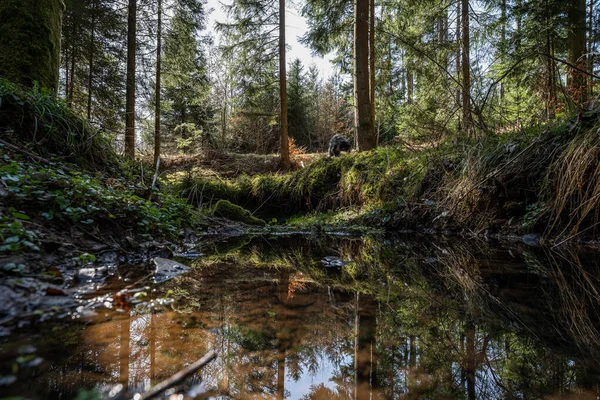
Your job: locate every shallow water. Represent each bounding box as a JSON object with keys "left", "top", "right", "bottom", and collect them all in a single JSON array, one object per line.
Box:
[{"left": 1, "top": 234, "right": 600, "bottom": 399}]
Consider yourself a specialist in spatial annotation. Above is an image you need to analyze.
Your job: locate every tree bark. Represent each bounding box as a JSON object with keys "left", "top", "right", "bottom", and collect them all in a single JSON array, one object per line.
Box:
[
  {"left": 87, "top": 0, "right": 96, "bottom": 120},
  {"left": 279, "top": 0, "right": 291, "bottom": 169},
  {"left": 456, "top": 0, "right": 461, "bottom": 130},
  {"left": 588, "top": 0, "right": 594, "bottom": 97},
  {"left": 0, "top": 0, "right": 64, "bottom": 92},
  {"left": 69, "top": 25, "right": 76, "bottom": 106},
  {"left": 499, "top": 0, "right": 506, "bottom": 103},
  {"left": 406, "top": 66, "right": 413, "bottom": 104},
  {"left": 355, "top": 0, "right": 375, "bottom": 151},
  {"left": 125, "top": 0, "right": 137, "bottom": 158},
  {"left": 567, "top": 0, "right": 588, "bottom": 105},
  {"left": 461, "top": 0, "right": 472, "bottom": 134},
  {"left": 154, "top": 0, "right": 162, "bottom": 166},
  {"left": 545, "top": 0, "right": 557, "bottom": 119},
  {"left": 64, "top": 24, "right": 70, "bottom": 99},
  {"left": 369, "top": 0, "right": 375, "bottom": 142}
]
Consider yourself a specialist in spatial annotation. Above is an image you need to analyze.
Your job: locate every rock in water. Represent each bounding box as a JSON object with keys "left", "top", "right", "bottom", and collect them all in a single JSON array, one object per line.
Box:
[{"left": 153, "top": 258, "right": 190, "bottom": 283}]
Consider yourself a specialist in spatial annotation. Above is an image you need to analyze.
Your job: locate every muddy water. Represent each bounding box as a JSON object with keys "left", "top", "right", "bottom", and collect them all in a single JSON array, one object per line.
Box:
[{"left": 1, "top": 234, "right": 600, "bottom": 399}]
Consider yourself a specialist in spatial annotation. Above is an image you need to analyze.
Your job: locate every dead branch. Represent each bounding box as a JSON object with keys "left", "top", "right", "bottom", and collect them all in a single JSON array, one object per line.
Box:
[{"left": 136, "top": 350, "right": 217, "bottom": 400}]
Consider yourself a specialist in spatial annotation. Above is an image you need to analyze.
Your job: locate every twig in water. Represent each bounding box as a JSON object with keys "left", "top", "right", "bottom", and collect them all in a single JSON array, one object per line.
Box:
[{"left": 135, "top": 350, "right": 217, "bottom": 400}]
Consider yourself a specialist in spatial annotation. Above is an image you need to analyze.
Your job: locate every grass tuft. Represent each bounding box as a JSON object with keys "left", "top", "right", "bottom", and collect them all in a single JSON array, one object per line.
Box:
[{"left": 0, "top": 78, "right": 119, "bottom": 171}]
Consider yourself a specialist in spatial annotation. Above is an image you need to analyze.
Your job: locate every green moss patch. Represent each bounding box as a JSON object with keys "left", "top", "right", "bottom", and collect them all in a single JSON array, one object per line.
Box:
[
  {"left": 0, "top": 0, "right": 64, "bottom": 91},
  {"left": 212, "top": 200, "right": 265, "bottom": 226}
]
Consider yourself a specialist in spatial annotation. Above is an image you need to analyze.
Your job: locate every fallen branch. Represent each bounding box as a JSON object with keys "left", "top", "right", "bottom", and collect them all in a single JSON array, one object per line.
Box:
[{"left": 136, "top": 350, "right": 217, "bottom": 400}]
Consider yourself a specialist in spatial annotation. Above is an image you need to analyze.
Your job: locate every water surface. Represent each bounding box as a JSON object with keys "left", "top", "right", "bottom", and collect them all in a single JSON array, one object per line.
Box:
[{"left": 1, "top": 234, "right": 600, "bottom": 399}]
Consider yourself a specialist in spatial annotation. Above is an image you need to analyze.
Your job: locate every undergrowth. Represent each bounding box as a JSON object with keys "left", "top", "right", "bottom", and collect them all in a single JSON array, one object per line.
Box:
[
  {"left": 0, "top": 78, "right": 119, "bottom": 171},
  {"left": 171, "top": 146, "right": 430, "bottom": 217},
  {"left": 171, "top": 108, "right": 600, "bottom": 241},
  {"left": 0, "top": 147, "right": 199, "bottom": 254},
  {"left": 0, "top": 81, "right": 201, "bottom": 255}
]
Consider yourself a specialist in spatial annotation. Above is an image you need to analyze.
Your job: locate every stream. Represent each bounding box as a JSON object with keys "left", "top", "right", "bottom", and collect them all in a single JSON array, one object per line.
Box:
[{"left": 1, "top": 234, "right": 600, "bottom": 399}]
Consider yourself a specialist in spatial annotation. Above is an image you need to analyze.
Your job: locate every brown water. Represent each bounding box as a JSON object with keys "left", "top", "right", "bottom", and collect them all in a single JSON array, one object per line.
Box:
[{"left": 1, "top": 234, "right": 600, "bottom": 399}]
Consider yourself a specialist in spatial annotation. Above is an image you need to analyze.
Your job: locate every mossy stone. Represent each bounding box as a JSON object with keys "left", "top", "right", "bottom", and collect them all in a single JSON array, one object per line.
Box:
[
  {"left": 213, "top": 200, "right": 265, "bottom": 226},
  {"left": 0, "top": 0, "right": 64, "bottom": 92}
]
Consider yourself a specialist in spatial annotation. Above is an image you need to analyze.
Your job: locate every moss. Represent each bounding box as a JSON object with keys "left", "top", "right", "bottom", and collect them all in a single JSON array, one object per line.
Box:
[
  {"left": 213, "top": 200, "right": 266, "bottom": 226},
  {"left": 0, "top": 0, "right": 64, "bottom": 92},
  {"left": 171, "top": 146, "right": 415, "bottom": 215}
]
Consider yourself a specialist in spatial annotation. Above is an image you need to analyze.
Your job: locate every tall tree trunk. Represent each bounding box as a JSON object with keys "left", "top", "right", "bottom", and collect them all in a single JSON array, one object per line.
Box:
[
  {"left": 499, "top": 0, "right": 506, "bottom": 103},
  {"left": 355, "top": 0, "right": 375, "bottom": 151},
  {"left": 222, "top": 87, "right": 228, "bottom": 148},
  {"left": 68, "top": 20, "right": 76, "bottom": 106},
  {"left": 125, "top": 0, "right": 137, "bottom": 158},
  {"left": 154, "top": 0, "right": 162, "bottom": 166},
  {"left": 64, "top": 21, "right": 70, "bottom": 100},
  {"left": 465, "top": 323, "right": 476, "bottom": 400},
  {"left": 369, "top": 0, "right": 375, "bottom": 142},
  {"left": 588, "top": 0, "right": 595, "bottom": 98},
  {"left": 545, "top": 0, "right": 556, "bottom": 119},
  {"left": 461, "top": 0, "right": 472, "bottom": 134},
  {"left": 279, "top": 0, "right": 291, "bottom": 169},
  {"left": 87, "top": 0, "right": 96, "bottom": 120},
  {"left": 406, "top": 66, "right": 413, "bottom": 104},
  {"left": 0, "top": 0, "right": 64, "bottom": 92},
  {"left": 567, "top": 0, "right": 588, "bottom": 105},
  {"left": 438, "top": 7, "right": 448, "bottom": 71},
  {"left": 456, "top": 0, "right": 461, "bottom": 130}
]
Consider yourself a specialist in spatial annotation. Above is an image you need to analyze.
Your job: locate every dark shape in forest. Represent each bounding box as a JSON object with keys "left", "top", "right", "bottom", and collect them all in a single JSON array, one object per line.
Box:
[{"left": 328, "top": 134, "right": 352, "bottom": 157}]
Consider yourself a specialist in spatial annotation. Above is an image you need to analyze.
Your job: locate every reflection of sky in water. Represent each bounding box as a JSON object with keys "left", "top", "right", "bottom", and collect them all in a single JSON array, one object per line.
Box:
[{"left": 286, "top": 352, "right": 351, "bottom": 398}]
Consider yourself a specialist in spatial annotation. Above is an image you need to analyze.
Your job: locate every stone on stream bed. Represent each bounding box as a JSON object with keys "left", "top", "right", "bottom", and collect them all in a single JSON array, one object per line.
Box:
[{"left": 153, "top": 258, "right": 191, "bottom": 283}]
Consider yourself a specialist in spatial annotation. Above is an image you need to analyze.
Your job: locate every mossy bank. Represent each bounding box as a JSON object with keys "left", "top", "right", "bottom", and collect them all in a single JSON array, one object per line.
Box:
[{"left": 171, "top": 108, "right": 600, "bottom": 243}]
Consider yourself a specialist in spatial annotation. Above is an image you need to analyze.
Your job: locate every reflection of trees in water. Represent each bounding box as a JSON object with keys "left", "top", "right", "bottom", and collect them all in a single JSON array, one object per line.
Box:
[
  {"left": 368, "top": 238, "right": 600, "bottom": 399},
  {"left": 11, "top": 235, "right": 600, "bottom": 399},
  {"left": 177, "top": 235, "right": 600, "bottom": 399}
]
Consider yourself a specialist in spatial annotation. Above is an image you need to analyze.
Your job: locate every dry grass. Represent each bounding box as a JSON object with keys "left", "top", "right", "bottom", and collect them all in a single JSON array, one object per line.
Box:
[
  {"left": 546, "top": 130, "right": 600, "bottom": 236},
  {"left": 150, "top": 150, "right": 326, "bottom": 180}
]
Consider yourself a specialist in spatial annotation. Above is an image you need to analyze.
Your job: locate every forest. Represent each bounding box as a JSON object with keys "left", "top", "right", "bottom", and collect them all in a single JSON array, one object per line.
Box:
[
  {"left": 1, "top": 0, "right": 599, "bottom": 239},
  {"left": 2, "top": 0, "right": 600, "bottom": 399}
]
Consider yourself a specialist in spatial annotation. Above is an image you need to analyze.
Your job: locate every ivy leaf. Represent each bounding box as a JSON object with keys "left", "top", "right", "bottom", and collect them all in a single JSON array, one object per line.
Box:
[{"left": 11, "top": 211, "right": 30, "bottom": 220}]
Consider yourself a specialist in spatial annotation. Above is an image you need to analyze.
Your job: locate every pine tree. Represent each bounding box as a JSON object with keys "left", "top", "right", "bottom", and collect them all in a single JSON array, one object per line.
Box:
[
  {"left": 154, "top": 0, "right": 162, "bottom": 165},
  {"left": 124, "top": 0, "right": 136, "bottom": 158},
  {"left": 279, "top": 0, "right": 291, "bottom": 168},
  {"left": 217, "top": 0, "right": 285, "bottom": 155},
  {"left": 287, "top": 59, "right": 310, "bottom": 148},
  {"left": 355, "top": 0, "right": 375, "bottom": 150},
  {"left": 162, "top": 2, "right": 211, "bottom": 153},
  {"left": 568, "top": 0, "right": 588, "bottom": 105},
  {"left": 61, "top": 0, "right": 126, "bottom": 133}
]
